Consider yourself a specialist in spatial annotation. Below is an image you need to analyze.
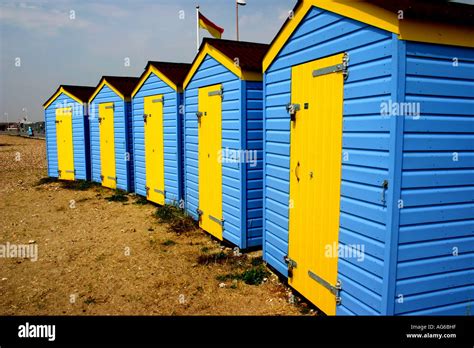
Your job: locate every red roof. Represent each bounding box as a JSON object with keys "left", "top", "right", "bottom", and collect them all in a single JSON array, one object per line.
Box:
[
  {"left": 145, "top": 62, "right": 192, "bottom": 87},
  {"left": 199, "top": 38, "right": 270, "bottom": 72},
  {"left": 43, "top": 85, "right": 95, "bottom": 106},
  {"left": 268, "top": 0, "right": 474, "bottom": 52},
  {"left": 101, "top": 76, "right": 140, "bottom": 97}
]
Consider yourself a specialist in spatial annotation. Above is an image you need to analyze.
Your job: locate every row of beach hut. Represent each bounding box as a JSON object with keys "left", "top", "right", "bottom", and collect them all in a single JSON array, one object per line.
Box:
[{"left": 43, "top": 0, "right": 473, "bottom": 316}]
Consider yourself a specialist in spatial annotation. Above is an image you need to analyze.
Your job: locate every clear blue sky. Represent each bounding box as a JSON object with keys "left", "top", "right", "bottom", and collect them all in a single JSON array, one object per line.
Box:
[{"left": 0, "top": 0, "right": 296, "bottom": 122}]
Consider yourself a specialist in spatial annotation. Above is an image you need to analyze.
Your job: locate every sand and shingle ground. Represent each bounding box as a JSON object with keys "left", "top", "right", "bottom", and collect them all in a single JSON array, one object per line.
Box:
[{"left": 0, "top": 135, "right": 313, "bottom": 315}]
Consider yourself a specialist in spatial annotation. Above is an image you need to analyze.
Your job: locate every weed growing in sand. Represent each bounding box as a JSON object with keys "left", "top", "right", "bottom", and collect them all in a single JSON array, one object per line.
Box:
[
  {"left": 161, "top": 239, "right": 176, "bottom": 246},
  {"left": 214, "top": 256, "right": 269, "bottom": 286},
  {"left": 133, "top": 195, "right": 149, "bottom": 205},
  {"left": 154, "top": 205, "right": 197, "bottom": 233},
  {"left": 216, "top": 264, "right": 270, "bottom": 285},
  {"left": 197, "top": 251, "right": 229, "bottom": 265},
  {"left": 105, "top": 190, "right": 129, "bottom": 202}
]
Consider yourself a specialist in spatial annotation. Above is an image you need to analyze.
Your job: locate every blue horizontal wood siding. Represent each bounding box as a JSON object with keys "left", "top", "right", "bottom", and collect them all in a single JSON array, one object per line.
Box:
[
  {"left": 184, "top": 55, "right": 242, "bottom": 246},
  {"left": 44, "top": 92, "right": 90, "bottom": 180},
  {"left": 184, "top": 54, "right": 263, "bottom": 249},
  {"left": 394, "top": 42, "right": 474, "bottom": 316},
  {"left": 132, "top": 73, "right": 182, "bottom": 203},
  {"left": 246, "top": 81, "right": 264, "bottom": 248},
  {"left": 89, "top": 85, "right": 134, "bottom": 192},
  {"left": 263, "top": 7, "right": 395, "bottom": 315}
]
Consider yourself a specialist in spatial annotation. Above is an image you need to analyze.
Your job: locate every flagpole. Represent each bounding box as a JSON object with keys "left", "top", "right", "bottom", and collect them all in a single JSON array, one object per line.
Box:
[
  {"left": 236, "top": 1, "right": 239, "bottom": 41},
  {"left": 196, "top": 5, "right": 200, "bottom": 53},
  {"left": 236, "top": 1, "right": 246, "bottom": 41}
]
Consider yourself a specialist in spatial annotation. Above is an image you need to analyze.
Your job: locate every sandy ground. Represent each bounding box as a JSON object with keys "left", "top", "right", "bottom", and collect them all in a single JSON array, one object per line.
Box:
[{"left": 0, "top": 135, "right": 314, "bottom": 316}]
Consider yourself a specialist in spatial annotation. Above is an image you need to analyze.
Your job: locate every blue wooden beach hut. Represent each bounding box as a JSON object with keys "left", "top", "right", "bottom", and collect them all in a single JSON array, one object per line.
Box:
[
  {"left": 132, "top": 62, "right": 191, "bottom": 205},
  {"left": 89, "top": 76, "right": 139, "bottom": 192},
  {"left": 44, "top": 85, "right": 95, "bottom": 181},
  {"left": 262, "top": 0, "right": 474, "bottom": 315},
  {"left": 183, "top": 39, "right": 269, "bottom": 249}
]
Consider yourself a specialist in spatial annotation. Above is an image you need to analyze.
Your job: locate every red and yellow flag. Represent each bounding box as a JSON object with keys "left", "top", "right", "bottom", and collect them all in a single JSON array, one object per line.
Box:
[{"left": 199, "top": 12, "right": 224, "bottom": 39}]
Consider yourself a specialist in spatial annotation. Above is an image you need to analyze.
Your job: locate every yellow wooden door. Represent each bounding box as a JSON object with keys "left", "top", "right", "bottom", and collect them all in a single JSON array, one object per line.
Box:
[
  {"left": 144, "top": 95, "right": 165, "bottom": 205},
  {"left": 99, "top": 102, "right": 116, "bottom": 189},
  {"left": 288, "top": 53, "right": 345, "bottom": 315},
  {"left": 198, "top": 84, "right": 223, "bottom": 240},
  {"left": 55, "top": 107, "right": 75, "bottom": 181}
]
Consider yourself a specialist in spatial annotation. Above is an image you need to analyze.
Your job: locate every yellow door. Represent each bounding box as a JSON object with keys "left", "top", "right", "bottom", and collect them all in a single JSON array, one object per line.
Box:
[
  {"left": 99, "top": 102, "right": 116, "bottom": 189},
  {"left": 288, "top": 53, "right": 345, "bottom": 315},
  {"left": 198, "top": 84, "right": 223, "bottom": 240},
  {"left": 55, "top": 107, "right": 75, "bottom": 181},
  {"left": 144, "top": 95, "right": 165, "bottom": 205}
]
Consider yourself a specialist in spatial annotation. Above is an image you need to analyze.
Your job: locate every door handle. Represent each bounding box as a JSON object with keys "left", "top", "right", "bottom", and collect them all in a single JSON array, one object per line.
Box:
[
  {"left": 381, "top": 180, "right": 388, "bottom": 204},
  {"left": 295, "top": 161, "right": 300, "bottom": 182}
]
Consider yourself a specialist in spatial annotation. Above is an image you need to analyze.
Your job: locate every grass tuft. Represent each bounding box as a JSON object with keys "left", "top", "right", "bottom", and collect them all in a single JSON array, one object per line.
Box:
[
  {"left": 154, "top": 204, "right": 197, "bottom": 233},
  {"left": 83, "top": 296, "right": 97, "bottom": 305},
  {"left": 105, "top": 190, "right": 129, "bottom": 202},
  {"left": 133, "top": 195, "right": 149, "bottom": 205},
  {"left": 239, "top": 265, "right": 270, "bottom": 285},
  {"left": 197, "top": 251, "right": 229, "bottom": 265},
  {"left": 215, "top": 257, "right": 270, "bottom": 286},
  {"left": 161, "top": 239, "right": 176, "bottom": 246}
]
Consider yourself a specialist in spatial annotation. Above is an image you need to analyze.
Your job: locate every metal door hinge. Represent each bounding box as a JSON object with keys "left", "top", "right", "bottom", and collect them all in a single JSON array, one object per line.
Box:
[
  {"left": 209, "top": 214, "right": 224, "bottom": 226},
  {"left": 196, "top": 208, "right": 203, "bottom": 216},
  {"left": 208, "top": 88, "right": 223, "bottom": 97},
  {"left": 196, "top": 111, "right": 203, "bottom": 119},
  {"left": 98, "top": 117, "right": 103, "bottom": 124},
  {"left": 313, "top": 64, "right": 344, "bottom": 77},
  {"left": 107, "top": 176, "right": 117, "bottom": 181},
  {"left": 100, "top": 175, "right": 104, "bottom": 182},
  {"left": 65, "top": 170, "right": 75, "bottom": 174},
  {"left": 152, "top": 97, "right": 163, "bottom": 103},
  {"left": 154, "top": 188, "right": 165, "bottom": 197},
  {"left": 143, "top": 113, "right": 149, "bottom": 123},
  {"left": 308, "top": 270, "right": 342, "bottom": 305},
  {"left": 145, "top": 186, "right": 150, "bottom": 197},
  {"left": 104, "top": 104, "right": 114, "bottom": 110},
  {"left": 312, "top": 53, "right": 349, "bottom": 80}
]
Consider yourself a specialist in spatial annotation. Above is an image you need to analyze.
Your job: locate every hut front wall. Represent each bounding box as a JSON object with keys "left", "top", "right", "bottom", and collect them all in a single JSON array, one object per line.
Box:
[
  {"left": 132, "top": 73, "right": 183, "bottom": 203},
  {"left": 90, "top": 85, "right": 134, "bottom": 191},
  {"left": 184, "top": 54, "right": 245, "bottom": 247},
  {"left": 263, "top": 6, "right": 398, "bottom": 315},
  {"left": 45, "top": 93, "right": 89, "bottom": 180}
]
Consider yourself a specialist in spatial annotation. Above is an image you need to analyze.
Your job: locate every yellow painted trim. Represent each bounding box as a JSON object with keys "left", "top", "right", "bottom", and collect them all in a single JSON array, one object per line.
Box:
[
  {"left": 89, "top": 79, "right": 127, "bottom": 103},
  {"left": 183, "top": 43, "right": 263, "bottom": 89},
  {"left": 132, "top": 65, "right": 182, "bottom": 97},
  {"left": 263, "top": 0, "right": 474, "bottom": 72},
  {"left": 44, "top": 87, "right": 84, "bottom": 109}
]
